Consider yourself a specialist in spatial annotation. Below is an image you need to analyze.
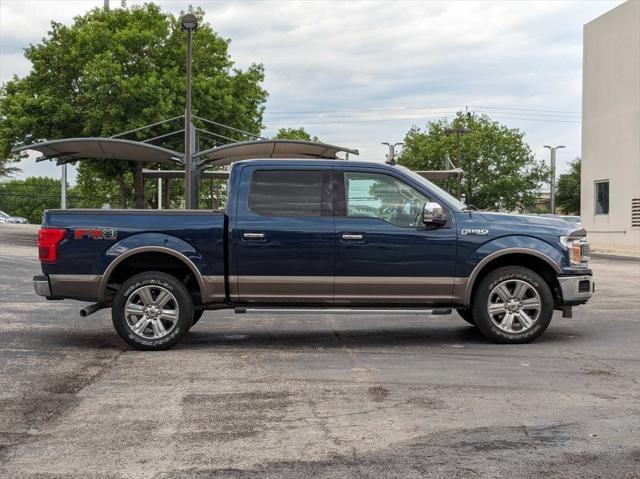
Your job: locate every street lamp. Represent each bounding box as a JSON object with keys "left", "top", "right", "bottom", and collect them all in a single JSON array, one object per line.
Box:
[
  {"left": 382, "top": 142, "right": 403, "bottom": 165},
  {"left": 181, "top": 13, "right": 198, "bottom": 209},
  {"left": 543, "top": 145, "right": 565, "bottom": 214}
]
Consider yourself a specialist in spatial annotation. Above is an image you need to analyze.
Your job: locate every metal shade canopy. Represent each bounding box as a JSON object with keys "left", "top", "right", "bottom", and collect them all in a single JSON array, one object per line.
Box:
[
  {"left": 196, "top": 139, "right": 359, "bottom": 167},
  {"left": 12, "top": 138, "right": 183, "bottom": 166}
]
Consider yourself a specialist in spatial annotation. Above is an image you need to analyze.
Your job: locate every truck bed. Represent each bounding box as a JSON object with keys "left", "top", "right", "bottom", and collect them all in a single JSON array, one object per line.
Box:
[{"left": 41, "top": 209, "right": 227, "bottom": 278}]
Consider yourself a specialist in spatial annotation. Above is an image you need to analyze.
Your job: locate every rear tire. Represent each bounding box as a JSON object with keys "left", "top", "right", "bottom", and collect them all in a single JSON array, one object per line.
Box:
[
  {"left": 471, "top": 266, "right": 553, "bottom": 344},
  {"left": 456, "top": 308, "right": 476, "bottom": 326},
  {"left": 112, "top": 271, "right": 193, "bottom": 350}
]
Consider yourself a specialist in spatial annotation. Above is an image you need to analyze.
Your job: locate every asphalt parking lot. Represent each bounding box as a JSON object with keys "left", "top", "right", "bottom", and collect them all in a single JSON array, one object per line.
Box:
[{"left": 1, "top": 224, "right": 639, "bottom": 478}]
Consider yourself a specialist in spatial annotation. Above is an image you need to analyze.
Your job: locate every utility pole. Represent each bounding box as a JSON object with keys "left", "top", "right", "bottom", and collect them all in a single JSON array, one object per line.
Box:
[
  {"left": 444, "top": 127, "right": 470, "bottom": 167},
  {"left": 104, "top": 0, "right": 109, "bottom": 9},
  {"left": 61, "top": 164, "right": 67, "bottom": 209},
  {"left": 181, "top": 14, "right": 198, "bottom": 209},
  {"left": 382, "top": 142, "right": 403, "bottom": 165},
  {"left": 543, "top": 145, "right": 565, "bottom": 214},
  {"left": 444, "top": 126, "right": 471, "bottom": 194}
]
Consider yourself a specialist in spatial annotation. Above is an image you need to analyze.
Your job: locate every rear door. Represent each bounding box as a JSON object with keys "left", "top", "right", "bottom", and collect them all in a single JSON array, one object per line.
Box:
[
  {"left": 333, "top": 167, "right": 457, "bottom": 304},
  {"left": 232, "top": 165, "right": 334, "bottom": 303}
]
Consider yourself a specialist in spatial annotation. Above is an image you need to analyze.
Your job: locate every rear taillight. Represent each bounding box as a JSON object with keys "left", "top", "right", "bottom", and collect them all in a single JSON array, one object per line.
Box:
[{"left": 38, "top": 228, "right": 66, "bottom": 263}]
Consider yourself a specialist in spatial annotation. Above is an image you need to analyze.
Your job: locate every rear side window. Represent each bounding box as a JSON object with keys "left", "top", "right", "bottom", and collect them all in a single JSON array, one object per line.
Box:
[{"left": 249, "top": 170, "right": 323, "bottom": 217}]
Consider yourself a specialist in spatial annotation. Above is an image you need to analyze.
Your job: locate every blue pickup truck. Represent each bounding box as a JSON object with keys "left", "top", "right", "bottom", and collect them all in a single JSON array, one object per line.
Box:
[{"left": 33, "top": 159, "right": 593, "bottom": 350}]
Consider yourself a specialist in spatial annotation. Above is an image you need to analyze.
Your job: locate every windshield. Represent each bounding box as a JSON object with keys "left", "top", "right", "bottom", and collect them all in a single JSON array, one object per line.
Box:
[
  {"left": 395, "top": 165, "right": 466, "bottom": 211},
  {"left": 0, "top": 211, "right": 9, "bottom": 218}
]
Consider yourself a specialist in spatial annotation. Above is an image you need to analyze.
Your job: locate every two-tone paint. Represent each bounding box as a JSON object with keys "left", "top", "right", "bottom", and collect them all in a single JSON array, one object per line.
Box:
[
  {"left": 37, "top": 159, "right": 593, "bottom": 309},
  {"left": 41, "top": 210, "right": 226, "bottom": 302}
]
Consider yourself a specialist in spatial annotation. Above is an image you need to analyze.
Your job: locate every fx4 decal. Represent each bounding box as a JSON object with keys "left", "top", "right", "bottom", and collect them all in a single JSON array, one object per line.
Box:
[{"left": 74, "top": 228, "right": 117, "bottom": 240}]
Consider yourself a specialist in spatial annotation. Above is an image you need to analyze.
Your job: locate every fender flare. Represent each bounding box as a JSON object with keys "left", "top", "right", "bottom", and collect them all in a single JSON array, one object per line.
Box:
[
  {"left": 463, "top": 247, "right": 562, "bottom": 305},
  {"left": 98, "top": 246, "right": 206, "bottom": 302}
]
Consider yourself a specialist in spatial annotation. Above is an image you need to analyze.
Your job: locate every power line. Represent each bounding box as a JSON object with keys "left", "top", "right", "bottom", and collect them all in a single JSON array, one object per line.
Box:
[
  {"left": 265, "top": 104, "right": 581, "bottom": 116},
  {"left": 474, "top": 105, "right": 580, "bottom": 115},
  {"left": 266, "top": 113, "right": 581, "bottom": 126}
]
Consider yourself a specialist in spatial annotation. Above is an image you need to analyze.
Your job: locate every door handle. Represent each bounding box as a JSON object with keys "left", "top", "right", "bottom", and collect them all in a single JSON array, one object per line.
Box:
[
  {"left": 341, "top": 233, "right": 364, "bottom": 241},
  {"left": 242, "top": 232, "right": 265, "bottom": 240}
]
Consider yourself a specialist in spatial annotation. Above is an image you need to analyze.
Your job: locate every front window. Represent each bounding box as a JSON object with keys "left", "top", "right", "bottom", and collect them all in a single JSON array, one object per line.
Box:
[
  {"left": 595, "top": 181, "right": 609, "bottom": 215},
  {"left": 344, "top": 171, "right": 428, "bottom": 227}
]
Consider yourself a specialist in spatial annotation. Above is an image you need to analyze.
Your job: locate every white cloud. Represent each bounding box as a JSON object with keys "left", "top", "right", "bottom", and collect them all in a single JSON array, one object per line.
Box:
[{"left": 1, "top": 0, "right": 623, "bottom": 183}]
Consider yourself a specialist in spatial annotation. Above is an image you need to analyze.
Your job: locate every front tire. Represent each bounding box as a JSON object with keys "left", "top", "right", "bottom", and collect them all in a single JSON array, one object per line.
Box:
[
  {"left": 472, "top": 266, "right": 553, "bottom": 344},
  {"left": 112, "top": 271, "right": 194, "bottom": 350}
]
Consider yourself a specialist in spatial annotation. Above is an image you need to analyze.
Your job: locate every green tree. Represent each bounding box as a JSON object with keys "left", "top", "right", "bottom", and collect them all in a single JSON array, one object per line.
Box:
[
  {"left": 555, "top": 158, "right": 581, "bottom": 215},
  {"left": 0, "top": 3, "right": 267, "bottom": 208},
  {"left": 398, "top": 112, "right": 549, "bottom": 211},
  {"left": 0, "top": 177, "right": 84, "bottom": 223},
  {"left": 273, "top": 127, "right": 319, "bottom": 142},
  {"left": 0, "top": 159, "right": 18, "bottom": 178}
]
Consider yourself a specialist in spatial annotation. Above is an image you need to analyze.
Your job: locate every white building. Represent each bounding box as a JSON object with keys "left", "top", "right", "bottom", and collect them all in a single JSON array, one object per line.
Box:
[{"left": 582, "top": 0, "right": 640, "bottom": 256}]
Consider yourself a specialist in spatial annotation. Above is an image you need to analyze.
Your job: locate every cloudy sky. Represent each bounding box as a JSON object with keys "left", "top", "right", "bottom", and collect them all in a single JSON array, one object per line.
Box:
[{"left": 0, "top": 0, "right": 623, "bottom": 183}]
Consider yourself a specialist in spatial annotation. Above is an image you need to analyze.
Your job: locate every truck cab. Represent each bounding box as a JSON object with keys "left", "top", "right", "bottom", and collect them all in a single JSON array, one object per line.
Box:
[{"left": 33, "top": 158, "right": 594, "bottom": 350}]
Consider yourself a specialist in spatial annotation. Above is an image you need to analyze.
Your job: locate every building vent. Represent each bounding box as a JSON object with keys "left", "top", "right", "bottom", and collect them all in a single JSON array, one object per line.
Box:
[{"left": 633, "top": 198, "right": 640, "bottom": 228}]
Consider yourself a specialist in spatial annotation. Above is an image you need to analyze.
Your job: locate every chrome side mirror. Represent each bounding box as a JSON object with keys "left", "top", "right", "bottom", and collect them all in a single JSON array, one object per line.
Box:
[{"left": 422, "top": 202, "right": 447, "bottom": 226}]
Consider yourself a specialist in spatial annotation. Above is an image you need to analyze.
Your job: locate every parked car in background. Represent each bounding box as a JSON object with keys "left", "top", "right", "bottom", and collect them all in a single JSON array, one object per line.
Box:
[
  {"left": 0, "top": 210, "right": 28, "bottom": 224},
  {"left": 561, "top": 215, "right": 582, "bottom": 227},
  {"left": 538, "top": 214, "right": 581, "bottom": 227}
]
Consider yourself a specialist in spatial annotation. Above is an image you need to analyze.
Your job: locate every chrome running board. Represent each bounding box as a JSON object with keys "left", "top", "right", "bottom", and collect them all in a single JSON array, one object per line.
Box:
[{"left": 235, "top": 307, "right": 451, "bottom": 315}]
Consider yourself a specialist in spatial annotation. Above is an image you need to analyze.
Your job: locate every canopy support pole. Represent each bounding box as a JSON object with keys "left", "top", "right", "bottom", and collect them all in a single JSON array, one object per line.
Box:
[
  {"left": 61, "top": 164, "right": 67, "bottom": 209},
  {"left": 186, "top": 122, "right": 199, "bottom": 208}
]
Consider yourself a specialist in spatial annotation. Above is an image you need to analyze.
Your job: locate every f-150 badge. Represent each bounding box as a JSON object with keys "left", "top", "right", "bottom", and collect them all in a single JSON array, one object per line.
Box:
[
  {"left": 74, "top": 228, "right": 117, "bottom": 240},
  {"left": 461, "top": 228, "right": 489, "bottom": 236}
]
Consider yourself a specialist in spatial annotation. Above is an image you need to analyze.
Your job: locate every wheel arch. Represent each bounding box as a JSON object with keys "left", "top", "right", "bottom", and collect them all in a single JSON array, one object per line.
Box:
[
  {"left": 99, "top": 246, "right": 206, "bottom": 302},
  {"left": 463, "top": 248, "right": 562, "bottom": 306}
]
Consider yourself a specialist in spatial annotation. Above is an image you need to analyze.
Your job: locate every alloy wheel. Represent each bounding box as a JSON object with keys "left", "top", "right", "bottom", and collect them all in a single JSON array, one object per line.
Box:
[
  {"left": 486, "top": 279, "right": 542, "bottom": 333},
  {"left": 124, "top": 285, "right": 179, "bottom": 340}
]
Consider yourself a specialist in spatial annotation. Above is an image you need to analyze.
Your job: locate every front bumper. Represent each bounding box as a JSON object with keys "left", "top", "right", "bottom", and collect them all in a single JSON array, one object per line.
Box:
[
  {"left": 558, "top": 274, "right": 594, "bottom": 304},
  {"left": 33, "top": 275, "right": 52, "bottom": 297}
]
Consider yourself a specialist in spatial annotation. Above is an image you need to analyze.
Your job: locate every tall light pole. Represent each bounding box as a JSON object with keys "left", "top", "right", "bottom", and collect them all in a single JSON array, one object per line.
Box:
[
  {"left": 544, "top": 145, "right": 565, "bottom": 214},
  {"left": 382, "top": 142, "right": 403, "bottom": 165},
  {"left": 181, "top": 13, "right": 198, "bottom": 209}
]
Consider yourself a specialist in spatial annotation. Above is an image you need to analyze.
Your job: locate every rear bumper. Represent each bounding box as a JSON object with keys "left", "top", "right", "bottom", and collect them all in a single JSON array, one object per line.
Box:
[
  {"left": 558, "top": 275, "right": 594, "bottom": 305},
  {"left": 33, "top": 274, "right": 101, "bottom": 301},
  {"left": 33, "top": 275, "right": 52, "bottom": 297}
]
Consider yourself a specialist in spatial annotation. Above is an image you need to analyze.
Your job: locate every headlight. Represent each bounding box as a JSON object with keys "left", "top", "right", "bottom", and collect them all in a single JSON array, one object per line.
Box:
[{"left": 560, "top": 236, "right": 590, "bottom": 267}]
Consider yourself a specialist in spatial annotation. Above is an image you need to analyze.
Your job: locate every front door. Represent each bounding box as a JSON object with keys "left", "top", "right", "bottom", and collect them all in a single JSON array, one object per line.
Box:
[
  {"left": 232, "top": 165, "right": 334, "bottom": 303},
  {"left": 333, "top": 167, "right": 457, "bottom": 304}
]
